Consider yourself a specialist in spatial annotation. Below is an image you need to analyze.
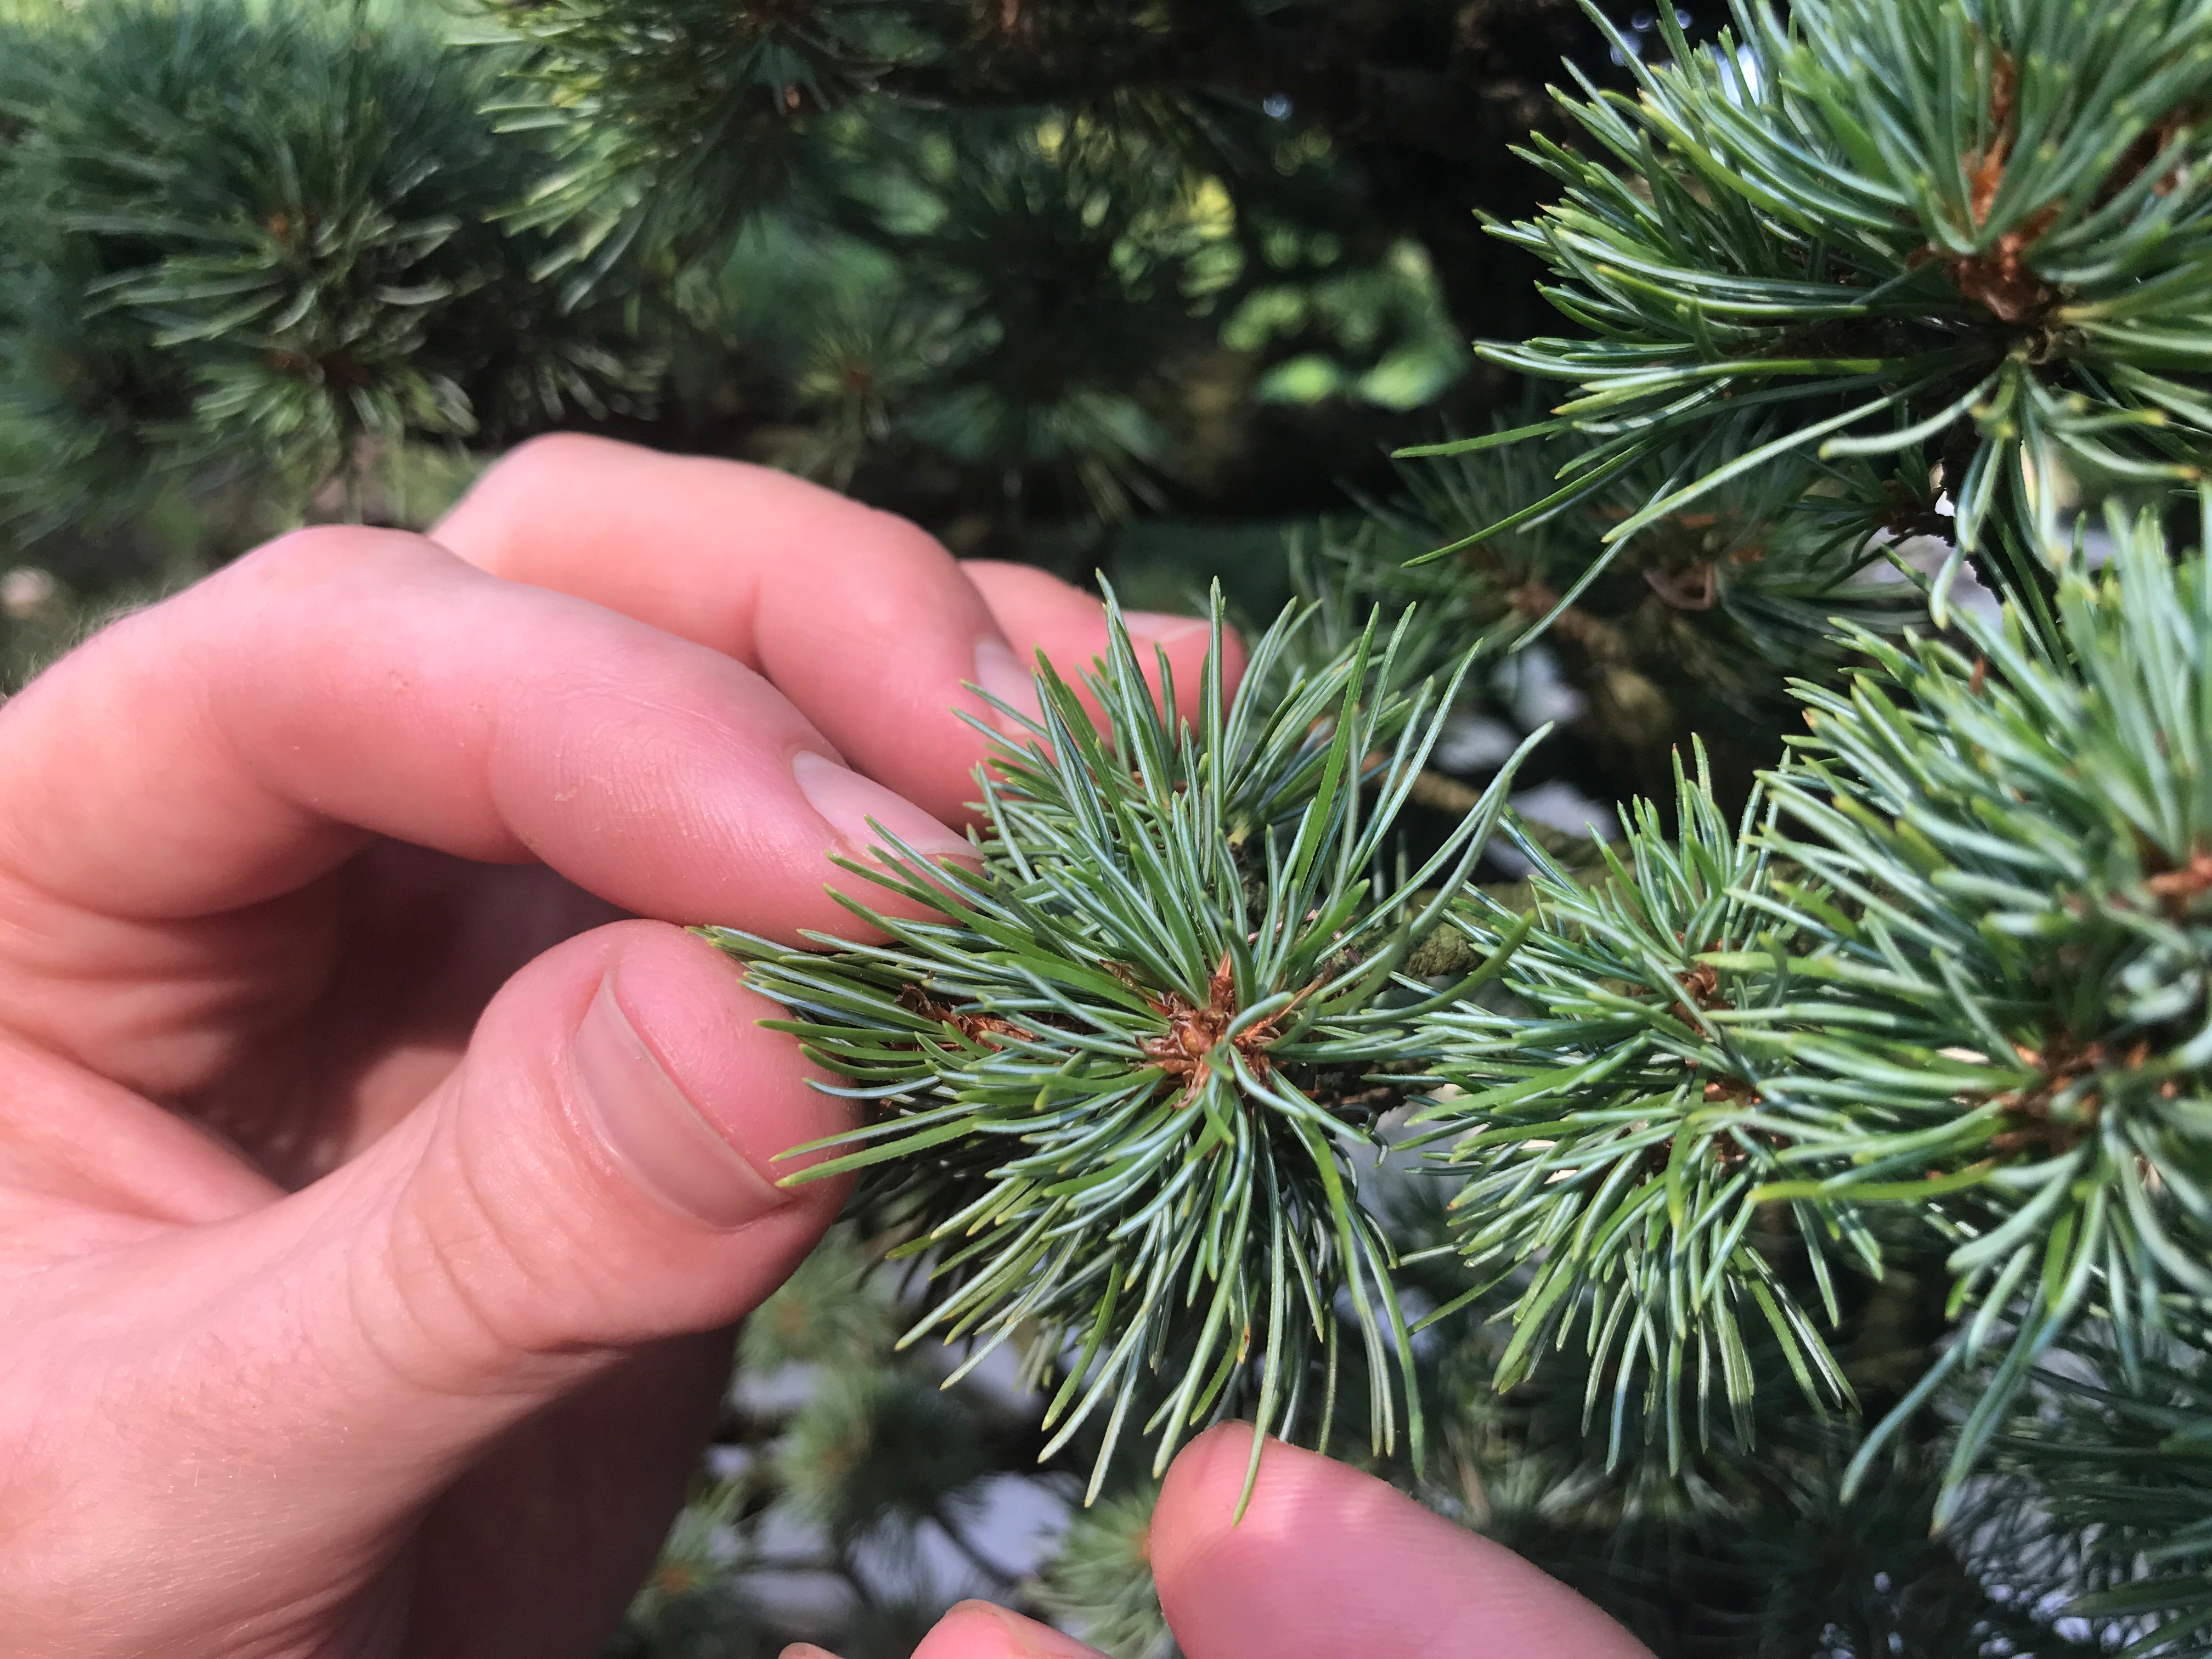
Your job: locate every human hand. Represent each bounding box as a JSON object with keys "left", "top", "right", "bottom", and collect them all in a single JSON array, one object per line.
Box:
[
  {"left": 817, "top": 1425, "right": 1652, "bottom": 1659},
  {"left": 0, "top": 435, "right": 1223, "bottom": 1659}
]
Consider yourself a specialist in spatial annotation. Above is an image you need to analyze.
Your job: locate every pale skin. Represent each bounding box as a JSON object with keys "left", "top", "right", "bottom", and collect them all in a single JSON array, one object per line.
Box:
[{"left": 0, "top": 434, "right": 1651, "bottom": 1659}]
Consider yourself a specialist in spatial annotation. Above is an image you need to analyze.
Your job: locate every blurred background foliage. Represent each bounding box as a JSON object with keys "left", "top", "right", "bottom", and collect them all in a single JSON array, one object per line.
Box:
[{"left": 0, "top": 0, "right": 1577, "bottom": 661}]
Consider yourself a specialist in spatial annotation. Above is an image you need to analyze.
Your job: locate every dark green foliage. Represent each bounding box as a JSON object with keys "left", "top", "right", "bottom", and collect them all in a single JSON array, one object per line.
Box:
[
  {"left": 1373, "top": 419, "right": 1935, "bottom": 806},
  {"left": 705, "top": 106, "right": 1460, "bottom": 526},
  {"left": 739, "top": 1224, "right": 898, "bottom": 1373},
  {"left": 607, "top": 1487, "right": 778, "bottom": 1659},
  {"left": 1685, "top": 1449, "right": 2102, "bottom": 1658},
  {"left": 459, "top": 0, "right": 1579, "bottom": 536},
  {"left": 781, "top": 1368, "right": 995, "bottom": 1546},
  {"left": 2006, "top": 1340, "right": 2212, "bottom": 1651},
  {"left": 1401, "top": 428, "right": 1932, "bottom": 670},
  {"left": 478, "top": 0, "right": 888, "bottom": 298},
  {"left": 472, "top": 0, "right": 1598, "bottom": 312},
  {"left": 861, "top": 122, "right": 1206, "bottom": 521},
  {"left": 0, "top": 0, "right": 654, "bottom": 532},
  {"left": 3, "top": 0, "right": 1579, "bottom": 558}
]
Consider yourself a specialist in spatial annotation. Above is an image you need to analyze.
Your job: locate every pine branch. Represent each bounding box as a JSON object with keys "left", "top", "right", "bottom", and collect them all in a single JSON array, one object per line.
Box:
[
  {"left": 718, "top": 588, "right": 1538, "bottom": 1496},
  {"left": 1417, "top": 0, "right": 2212, "bottom": 591},
  {"left": 0, "top": 0, "right": 657, "bottom": 531},
  {"left": 1741, "top": 494, "right": 2212, "bottom": 1515},
  {"left": 1392, "top": 408, "right": 1932, "bottom": 718},
  {"left": 1414, "top": 743, "right": 1865, "bottom": 1469}
]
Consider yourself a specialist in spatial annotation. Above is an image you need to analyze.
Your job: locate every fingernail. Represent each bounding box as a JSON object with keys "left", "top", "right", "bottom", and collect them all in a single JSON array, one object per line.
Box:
[
  {"left": 790, "top": 751, "right": 974, "bottom": 865},
  {"left": 778, "top": 1646, "right": 843, "bottom": 1659},
  {"left": 973, "top": 636, "right": 1045, "bottom": 732},
  {"left": 1121, "top": 610, "right": 1210, "bottom": 646},
  {"left": 573, "top": 969, "right": 781, "bottom": 1229},
  {"left": 953, "top": 1602, "right": 1108, "bottom": 1658}
]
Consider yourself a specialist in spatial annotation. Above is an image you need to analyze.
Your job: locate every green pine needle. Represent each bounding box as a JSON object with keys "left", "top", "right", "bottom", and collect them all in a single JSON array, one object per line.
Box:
[
  {"left": 2004, "top": 1339, "right": 2212, "bottom": 1651},
  {"left": 1410, "top": 496, "right": 2212, "bottom": 1515}
]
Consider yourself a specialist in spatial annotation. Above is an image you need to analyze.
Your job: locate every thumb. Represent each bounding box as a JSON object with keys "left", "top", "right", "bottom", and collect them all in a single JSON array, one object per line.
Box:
[
  {"left": 137, "top": 920, "right": 848, "bottom": 1542},
  {"left": 317, "top": 917, "right": 850, "bottom": 1419}
]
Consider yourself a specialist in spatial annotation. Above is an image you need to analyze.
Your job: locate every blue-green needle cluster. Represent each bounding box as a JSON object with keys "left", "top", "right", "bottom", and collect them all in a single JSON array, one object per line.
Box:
[
  {"left": 1412, "top": 0, "right": 2212, "bottom": 608},
  {"left": 727, "top": 508, "right": 2212, "bottom": 1525},
  {"left": 1399, "top": 500, "right": 2212, "bottom": 1536},
  {"left": 1413, "top": 748, "right": 1861, "bottom": 1471},
  {"left": 1748, "top": 500, "right": 2212, "bottom": 1510},
  {"left": 715, "top": 594, "right": 1538, "bottom": 1496}
]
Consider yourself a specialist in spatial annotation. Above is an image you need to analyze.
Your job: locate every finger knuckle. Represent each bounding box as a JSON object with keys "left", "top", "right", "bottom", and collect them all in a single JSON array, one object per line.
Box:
[
  {"left": 354, "top": 1145, "right": 607, "bottom": 1400},
  {"left": 221, "top": 523, "right": 436, "bottom": 600}
]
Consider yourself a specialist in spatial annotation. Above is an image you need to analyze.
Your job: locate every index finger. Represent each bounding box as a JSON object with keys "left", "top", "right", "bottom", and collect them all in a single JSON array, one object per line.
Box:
[
  {"left": 428, "top": 436, "right": 1226, "bottom": 828},
  {"left": 0, "top": 528, "right": 972, "bottom": 932}
]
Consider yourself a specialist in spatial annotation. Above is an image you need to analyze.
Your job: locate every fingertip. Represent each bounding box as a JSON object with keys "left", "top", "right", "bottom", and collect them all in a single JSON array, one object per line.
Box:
[
  {"left": 1153, "top": 1419, "right": 1262, "bottom": 1545},
  {"left": 156, "top": 918, "right": 857, "bottom": 1544},
  {"left": 909, "top": 1604, "right": 1014, "bottom": 1659},
  {"left": 436, "top": 437, "right": 1010, "bottom": 831},
  {"left": 912, "top": 1602, "right": 1105, "bottom": 1659},
  {"left": 373, "top": 918, "right": 854, "bottom": 1365},
  {"left": 1148, "top": 1420, "right": 1297, "bottom": 1596},
  {"left": 1150, "top": 1426, "right": 1651, "bottom": 1659},
  {"left": 961, "top": 563, "right": 1245, "bottom": 736}
]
